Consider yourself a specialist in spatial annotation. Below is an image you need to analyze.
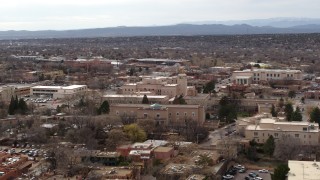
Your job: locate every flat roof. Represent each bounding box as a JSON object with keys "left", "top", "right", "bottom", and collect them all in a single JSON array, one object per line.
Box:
[
  {"left": 32, "top": 85, "right": 86, "bottom": 90},
  {"left": 103, "top": 94, "right": 168, "bottom": 98},
  {"left": 111, "top": 104, "right": 201, "bottom": 108},
  {"left": 260, "top": 118, "right": 276, "bottom": 124},
  {"left": 154, "top": 146, "right": 173, "bottom": 153},
  {"left": 288, "top": 160, "right": 320, "bottom": 180}
]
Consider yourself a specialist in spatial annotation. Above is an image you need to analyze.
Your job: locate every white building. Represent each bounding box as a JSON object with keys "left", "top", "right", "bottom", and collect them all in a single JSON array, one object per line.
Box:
[
  {"left": 244, "top": 117, "right": 319, "bottom": 145},
  {"left": 232, "top": 69, "right": 302, "bottom": 85},
  {"left": 288, "top": 160, "right": 320, "bottom": 180},
  {"left": 30, "top": 85, "right": 87, "bottom": 99}
]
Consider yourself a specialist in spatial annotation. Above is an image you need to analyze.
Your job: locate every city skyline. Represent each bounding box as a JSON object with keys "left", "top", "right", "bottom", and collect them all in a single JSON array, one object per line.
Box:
[{"left": 0, "top": 0, "right": 319, "bottom": 30}]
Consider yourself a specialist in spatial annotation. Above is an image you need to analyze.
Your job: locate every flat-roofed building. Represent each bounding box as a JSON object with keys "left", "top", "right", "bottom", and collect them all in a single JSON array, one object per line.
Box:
[
  {"left": 244, "top": 118, "right": 319, "bottom": 145},
  {"left": 30, "top": 85, "right": 87, "bottom": 99},
  {"left": 0, "top": 85, "right": 33, "bottom": 102},
  {"left": 119, "top": 74, "right": 194, "bottom": 98},
  {"left": 111, "top": 103, "right": 205, "bottom": 126},
  {"left": 103, "top": 94, "right": 169, "bottom": 104},
  {"left": 288, "top": 160, "right": 320, "bottom": 180},
  {"left": 232, "top": 69, "right": 302, "bottom": 85}
]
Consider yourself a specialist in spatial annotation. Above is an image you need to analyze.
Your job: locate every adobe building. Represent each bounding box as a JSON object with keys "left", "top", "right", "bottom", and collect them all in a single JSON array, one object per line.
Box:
[
  {"left": 110, "top": 103, "right": 205, "bottom": 126},
  {"left": 243, "top": 117, "right": 319, "bottom": 145},
  {"left": 232, "top": 69, "right": 303, "bottom": 85}
]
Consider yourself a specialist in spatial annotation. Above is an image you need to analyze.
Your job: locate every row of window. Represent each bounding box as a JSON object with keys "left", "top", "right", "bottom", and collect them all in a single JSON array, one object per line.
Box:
[
  {"left": 33, "top": 89, "right": 58, "bottom": 92},
  {"left": 254, "top": 132, "right": 312, "bottom": 138}
]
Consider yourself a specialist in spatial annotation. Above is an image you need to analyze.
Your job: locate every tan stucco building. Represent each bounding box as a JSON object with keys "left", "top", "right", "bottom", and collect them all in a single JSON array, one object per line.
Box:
[
  {"left": 119, "top": 74, "right": 195, "bottom": 98},
  {"left": 232, "top": 69, "right": 303, "bottom": 85},
  {"left": 110, "top": 103, "right": 205, "bottom": 126},
  {"left": 244, "top": 118, "right": 319, "bottom": 145}
]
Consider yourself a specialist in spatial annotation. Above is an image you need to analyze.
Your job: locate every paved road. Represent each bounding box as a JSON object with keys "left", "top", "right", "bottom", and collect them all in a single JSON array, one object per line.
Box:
[{"left": 200, "top": 123, "right": 236, "bottom": 147}]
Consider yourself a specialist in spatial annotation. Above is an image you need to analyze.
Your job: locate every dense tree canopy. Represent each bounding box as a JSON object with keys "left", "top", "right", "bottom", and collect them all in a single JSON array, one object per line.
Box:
[
  {"left": 142, "top": 95, "right": 149, "bottom": 104},
  {"left": 263, "top": 135, "right": 275, "bottom": 156},
  {"left": 284, "top": 103, "right": 294, "bottom": 121},
  {"left": 124, "top": 124, "right": 147, "bottom": 142},
  {"left": 310, "top": 107, "right": 320, "bottom": 125},
  {"left": 97, "top": 100, "right": 110, "bottom": 115},
  {"left": 271, "top": 164, "right": 290, "bottom": 180},
  {"left": 203, "top": 80, "right": 215, "bottom": 93}
]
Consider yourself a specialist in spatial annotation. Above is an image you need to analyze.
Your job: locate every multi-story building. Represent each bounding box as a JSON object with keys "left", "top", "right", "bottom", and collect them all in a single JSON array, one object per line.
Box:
[
  {"left": 110, "top": 103, "right": 205, "bottom": 126},
  {"left": 118, "top": 74, "right": 195, "bottom": 98},
  {"left": 30, "top": 85, "right": 87, "bottom": 99},
  {"left": 244, "top": 117, "right": 319, "bottom": 145},
  {"left": 232, "top": 69, "right": 303, "bottom": 85},
  {"left": 0, "top": 85, "right": 32, "bottom": 102},
  {"left": 103, "top": 94, "right": 169, "bottom": 104}
]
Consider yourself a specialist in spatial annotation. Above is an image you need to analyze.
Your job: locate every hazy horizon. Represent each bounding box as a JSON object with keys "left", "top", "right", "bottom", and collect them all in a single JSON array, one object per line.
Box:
[{"left": 1, "top": 0, "right": 320, "bottom": 31}]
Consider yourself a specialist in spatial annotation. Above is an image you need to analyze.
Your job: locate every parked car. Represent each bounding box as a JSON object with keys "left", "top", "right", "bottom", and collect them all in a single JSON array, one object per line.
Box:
[
  {"left": 254, "top": 177, "right": 263, "bottom": 180},
  {"left": 244, "top": 177, "right": 251, "bottom": 180},
  {"left": 222, "top": 174, "right": 234, "bottom": 179},
  {"left": 249, "top": 172, "right": 258, "bottom": 178},
  {"left": 258, "top": 169, "right": 269, "bottom": 173},
  {"left": 234, "top": 164, "right": 245, "bottom": 169},
  {"left": 238, "top": 168, "right": 246, "bottom": 173}
]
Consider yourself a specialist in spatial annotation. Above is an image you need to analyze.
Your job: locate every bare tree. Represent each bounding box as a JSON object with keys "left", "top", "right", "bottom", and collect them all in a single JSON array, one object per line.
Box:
[{"left": 274, "top": 135, "right": 302, "bottom": 161}]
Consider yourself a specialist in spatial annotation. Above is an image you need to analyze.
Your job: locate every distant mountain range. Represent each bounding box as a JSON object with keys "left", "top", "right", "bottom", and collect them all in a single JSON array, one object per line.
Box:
[{"left": 1, "top": 18, "right": 320, "bottom": 40}]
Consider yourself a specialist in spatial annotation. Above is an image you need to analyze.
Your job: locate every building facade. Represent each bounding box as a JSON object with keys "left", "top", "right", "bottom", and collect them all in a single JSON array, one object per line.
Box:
[
  {"left": 110, "top": 103, "right": 205, "bottom": 126},
  {"left": 244, "top": 118, "right": 319, "bottom": 145},
  {"left": 232, "top": 69, "right": 303, "bottom": 85},
  {"left": 30, "top": 85, "right": 87, "bottom": 99}
]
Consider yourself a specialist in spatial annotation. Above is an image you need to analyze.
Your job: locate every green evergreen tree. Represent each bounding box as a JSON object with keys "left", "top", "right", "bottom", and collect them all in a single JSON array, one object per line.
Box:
[
  {"left": 14, "top": 95, "right": 19, "bottom": 111},
  {"left": 178, "top": 95, "right": 187, "bottom": 104},
  {"left": 271, "top": 164, "right": 290, "bottom": 180},
  {"left": 142, "top": 95, "right": 149, "bottom": 104},
  {"left": 203, "top": 80, "right": 215, "bottom": 93},
  {"left": 8, "top": 96, "right": 15, "bottom": 115},
  {"left": 271, "top": 104, "right": 277, "bottom": 117},
  {"left": 310, "top": 107, "right": 320, "bottom": 125},
  {"left": 288, "top": 90, "right": 296, "bottom": 99},
  {"left": 292, "top": 107, "right": 302, "bottom": 121},
  {"left": 263, "top": 135, "right": 275, "bottom": 156},
  {"left": 97, "top": 100, "right": 110, "bottom": 115},
  {"left": 18, "top": 98, "right": 28, "bottom": 115},
  {"left": 284, "top": 103, "right": 294, "bottom": 121}
]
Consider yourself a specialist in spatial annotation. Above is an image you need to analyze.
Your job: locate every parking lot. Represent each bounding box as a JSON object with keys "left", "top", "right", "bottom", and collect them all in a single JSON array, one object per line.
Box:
[{"left": 234, "top": 170, "right": 271, "bottom": 180}]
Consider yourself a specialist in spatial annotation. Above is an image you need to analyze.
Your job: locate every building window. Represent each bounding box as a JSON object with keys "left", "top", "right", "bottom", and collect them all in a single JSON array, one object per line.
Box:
[
  {"left": 267, "top": 74, "right": 269, "bottom": 77},
  {"left": 116, "top": 111, "right": 119, "bottom": 115},
  {"left": 184, "top": 112, "right": 187, "bottom": 116},
  {"left": 192, "top": 112, "right": 195, "bottom": 117},
  {"left": 295, "top": 134, "right": 299, "bottom": 138},
  {"left": 176, "top": 112, "right": 179, "bottom": 116},
  {"left": 262, "top": 133, "right": 264, "bottom": 136},
  {"left": 144, "top": 113, "right": 148, "bottom": 118},
  {"left": 309, "top": 135, "right": 311, "bottom": 138},
  {"left": 169, "top": 113, "right": 172, "bottom": 117},
  {"left": 156, "top": 114, "right": 160, "bottom": 118},
  {"left": 254, "top": 132, "right": 258, "bottom": 136},
  {"left": 274, "top": 133, "right": 278, "bottom": 137}
]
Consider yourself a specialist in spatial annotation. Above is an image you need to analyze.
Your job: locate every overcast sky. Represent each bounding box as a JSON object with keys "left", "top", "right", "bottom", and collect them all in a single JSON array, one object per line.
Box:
[{"left": 0, "top": 0, "right": 319, "bottom": 30}]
